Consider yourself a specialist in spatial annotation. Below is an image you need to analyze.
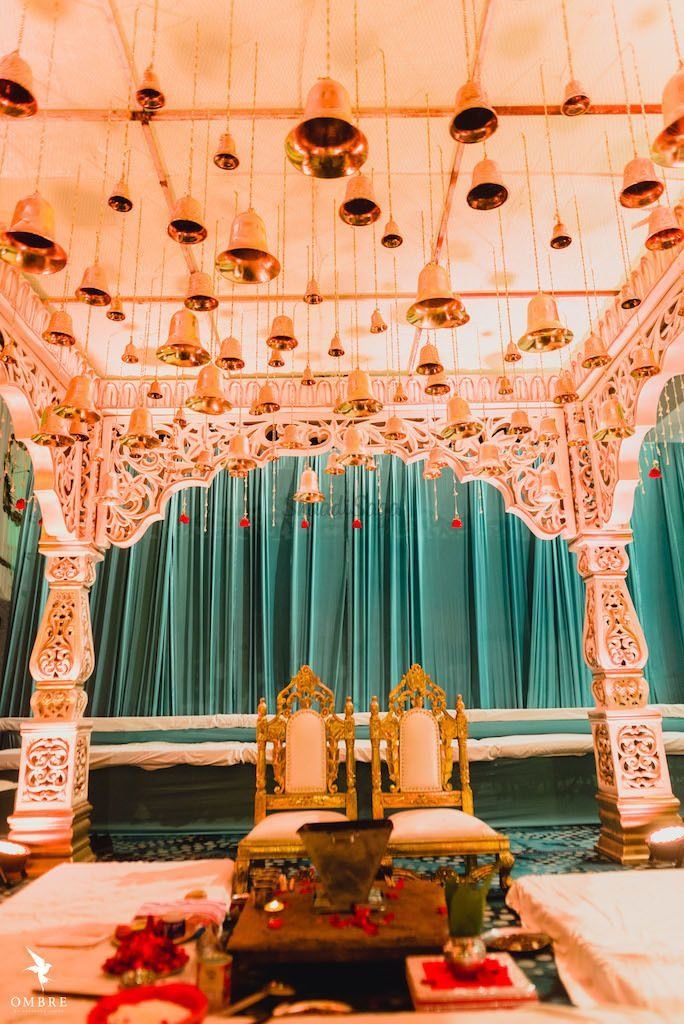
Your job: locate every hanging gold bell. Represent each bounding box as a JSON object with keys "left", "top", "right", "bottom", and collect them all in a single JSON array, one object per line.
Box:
[
  {"left": 54, "top": 374, "right": 100, "bottom": 424},
  {"left": 250, "top": 381, "right": 280, "bottom": 415},
  {"left": 99, "top": 470, "right": 119, "bottom": 506},
  {"left": 186, "top": 364, "right": 232, "bottom": 415},
  {"left": 285, "top": 77, "right": 368, "bottom": 178},
  {"left": 213, "top": 131, "right": 239, "bottom": 170},
  {"left": 168, "top": 196, "right": 206, "bottom": 245},
  {"left": 294, "top": 466, "right": 325, "bottom": 503},
  {"left": 68, "top": 415, "right": 89, "bottom": 443},
  {"left": 76, "top": 263, "right": 112, "bottom": 306},
  {"left": 324, "top": 452, "right": 345, "bottom": 475},
  {"left": 184, "top": 271, "right": 218, "bottom": 311},
  {"left": 107, "top": 297, "right": 125, "bottom": 322},
  {"left": 407, "top": 263, "right": 466, "bottom": 329},
  {"left": 122, "top": 341, "right": 140, "bottom": 364},
  {"left": 301, "top": 363, "right": 315, "bottom": 386},
  {"left": 476, "top": 441, "right": 505, "bottom": 476},
  {"left": 370, "top": 308, "right": 387, "bottom": 334},
  {"left": 582, "top": 333, "right": 610, "bottom": 369},
  {"left": 328, "top": 331, "right": 344, "bottom": 358},
  {"left": 553, "top": 370, "right": 579, "bottom": 404},
  {"left": 157, "top": 309, "right": 210, "bottom": 367},
  {"left": 560, "top": 79, "right": 591, "bottom": 117},
  {"left": 651, "top": 66, "right": 684, "bottom": 168},
  {"left": 339, "top": 173, "right": 381, "bottom": 226},
  {"left": 279, "top": 423, "right": 304, "bottom": 449},
  {"left": 173, "top": 406, "right": 188, "bottom": 429},
  {"left": 344, "top": 368, "right": 382, "bottom": 417},
  {"left": 267, "top": 314, "right": 298, "bottom": 350},
  {"left": 504, "top": 339, "right": 521, "bottom": 364},
  {"left": 268, "top": 350, "right": 285, "bottom": 368},
  {"left": 108, "top": 177, "right": 133, "bottom": 213},
  {"left": 216, "top": 335, "right": 244, "bottom": 371},
  {"left": 42, "top": 309, "right": 76, "bottom": 346},
  {"left": 0, "top": 50, "right": 37, "bottom": 117},
  {"left": 423, "top": 449, "right": 443, "bottom": 480},
  {"left": 225, "top": 431, "right": 256, "bottom": 473},
  {"left": 440, "top": 396, "right": 483, "bottom": 439},
  {"left": 619, "top": 285, "right": 641, "bottom": 310},
  {"left": 136, "top": 65, "right": 165, "bottom": 111},
  {"left": 392, "top": 379, "right": 408, "bottom": 403},
  {"left": 630, "top": 345, "right": 660, "bottom": 379},
  {"left": 645, "top": 205, "right": 684, "bottom": 251},
  {"left": 1, "top": 192, "right": 67, "bottom": 275},
  {"left": 467, "top": 158, "right": 508, "bottom": 210},
  {"left": 518, "top": 293, "right": 572, "bottom": 352},
  {"left": 619, "top": 157, "right": 664, "bottom": 209},
  {"left": 497, "top": 374, "right": 514, "bottom": 396},
  {"left": 550, "top": 216, "right": 572, "bottom": 249},
  {"left": 567, "top": 415, "right": 587, "bottom": 446},
  {"left": 538, "top": 415, "right": 560, "bottom": 443},
  {"left": 506, "top": 409, "right": 532, "bottom": 435},
  {"left": 31, "top": 406, "right": 71, "bottom": 448},
  {"left": 304, "top": 276, "right": 323, "bottom": 304},
  {"left": 120, "top": 406, "right": 161, "bottom": 450},
  {"left": 381, "top": 217, "right": 403, "bottom": 248},
  {"left": 338, "top": 424, "right": 367, "bottom": 465},
  {"left": 147, "top": 378, "right": 163, "bottom": 400},
  {"left": 450, "top": 80, "right": 498, "bottom": 143},
  {"left": 383, "top": 414, "right": 407, "bottom": 441},
  {"left": 538, "top": 468, "right": 562, "bottom": 504},
  {"left": 593, "top": 397, "right": 634, "bottom": 441},
  {"left": 424, "top": 370, "right": 450, "bottom": 396},
  {"left": 216, "top": 209, "right": 280, "bottom": 283},
  {"left": 194, "top": 447, "right": 213, "bottom": 473}
]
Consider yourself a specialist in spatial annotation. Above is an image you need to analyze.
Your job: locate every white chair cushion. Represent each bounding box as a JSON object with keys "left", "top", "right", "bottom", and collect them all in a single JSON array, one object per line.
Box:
[
  {"left": 388, "top": 808, "right": 497, "bottom": 843},
  {"left": 399, "top": 707, "right": 442, "bottom": 792},
  {"left": 245, "top": 810, "right": 348, "bottom": 843},
  {"left": 285, "top": 708, "right": 327, "bottom": 793}
]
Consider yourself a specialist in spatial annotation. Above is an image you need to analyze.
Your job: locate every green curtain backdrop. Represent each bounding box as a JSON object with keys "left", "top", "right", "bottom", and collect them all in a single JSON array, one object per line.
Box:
[{"left": 0, "top": 430, "right": 682, "bottom": 717}]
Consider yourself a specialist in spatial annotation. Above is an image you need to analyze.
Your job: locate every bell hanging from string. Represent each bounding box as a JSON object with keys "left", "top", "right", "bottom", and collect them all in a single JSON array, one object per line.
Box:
[
  {"left": 285, "top": 77, "right": 368, "bottom": 178},
  {"left": 250, "top": 382, "right": 280, "bottom": 416},
  {"left": 343, "top": 368, "right": 382, "bottom": 418},
  {"left": 55, "top": 374, "right": 100, "bottom": 424},
  {"left": 31, "top": 406, "right": 71, "bottom": 448},
  {"left": 213, "top": 131, "right": 239, "bottom": 170},
  {"left": 107, "top": 297, "right": 125, "bottom": 322},
  {"left": 279, "top": 423, "right": 304, "bottom": 449},
  {"left": 225, "top": 431, "right": 256, "bottom": 474},
  {"left": 593, "top": 396, "right": 634, "bottom": 441},
  {"left": 216, "top": 209, "right": 280, "bottom": 283},
  {"left": 194, "top": 447, "right": 213, "bottom": 474},
  {"left": 497, "top": 375, "right": 514, "bottom": 396},
  {"left": 0, "top": 50, "right": 37, "bottom": 117},
  {"left": 108, "top": 177, "right": 133, "bottom": 213},
  {"left": 504, "top": 339, "right": 521, "bottom": 364},
  {"left": 186, "top": 364, "right": 232, "bottom": 415},
  {"left": 147, "top": 378, "right": 163, "bottom": 401},
  {"left": 339, "top": 174, "right": 381, "bottom": 226},
  {"left": 294, "top": 466, "right": 325, "bottom": 503},
  {"left": 381, "top": 217, "right": 403, "bottom": 248},
  {"left": 267, "top": 314, "right": 298, "bottom": 350},
  {"left": 422, "top": 448, "right": 442, "bottom": 480},
  {"left": 173, "top": 406, "right": 188, "bottom": 429},
  {"left": 1, "top": 192, "right": 67, "bottom": 275},
  {"left": 407, "top": 263, "right": 467, "bottom": 329},
  {"left": 566, "top": 415, "right": 587, "bottom": 447},
  {"left": 168, "top": 196, "right": 206, "bottom": 245},
  {"left": 185, "top": 271, "right": 218, "bottom": 311},
  {"left": 645, "top": 205, "right": 684, "bottom": 251},
  {"left": 440, "top": 396, "right": 483, "bottom": 440},
  {"left": 424, "top": 370, "right": 450, "bottom": 396},
  {"left": 537, "top": 468, "right": 563, "bottom": 505},
  {"left": 328, "top": 331, "right": 344, "bottom": 358},
  {"left": 370, "top": 308, "right": 387, "bottom": 334},
  {"left": 136, "top": 65, "right": 165, "bottom": 111},
  {"left": 268, "top": 350, "right": 285, "bottom": 369},
  {"left": 120, "top": 406, "right": 161, "bottom": 451},
  {"left": 553, "top": 370, "right": 579, "bottom": 405},
  {"left": 619, "top": 284, "right": 641, "bottom": 310},
  {"left": 99, "top": 470, "right": 120, "bottom": 507},
  {"left": 450, "top": 80, "right": 498, "bottom": 143},
  {"left": 581, "top": 334, "right": 610, "bottom": 369},
  {"left": 651, "top": 66, "right": 684, "bottom": 168},
  {"left": 301, "top": 364, "right": 315, "bottom": 387},
  {"left": 383, "top": 414, "right": 407, "bottom": 441},
  {"left": 122, "top": 340, "right": 140, "bottom": 364},
  {"left": 392, "top": 379, "right": 409, "bottom": 403},
  {"left": 619, "top": 157, "right": 663, "bottom": 209},
  {"left": 550, "top": 216, "right": 572, "bottom": 249},
  {"left": 43, "top": 310, "right": 76, "bottom": 346},
  {"left": 338, "top": 424, "right": 367, "bottom": 466},
  {"left": 304, "top": 276, "right": 323, "bottom": 304},
  {"left": 157, "top": 309, "right": 210, "bottom": 367},
  {"left": 476, "top": 441, "right": 505, "bottom": 476},
  {"left": 325, "top": 452, "right": 345, "bottom": 475},
  {"left": 630, "top": 345, "right": 660, "bottom": 379},
  {"left": 518, "top": 293, "right": 572, "bottom": 352},
  {"left": 466, "top": 158, "right": 508, "bottom": 210},
  {"left": 76, "top": 264, "right": 112, "bottom": 306},
  {"left": 506, "top": 409, "right": 532, "bottom": 436},
  {"left": 560, "top": 78, "right": 590, "bottom": 117},
  {"left": 538, "top": 415, "right": 560, "bottom": 443},
  {"left": 216, "top": 335, "right": 244, "bottom": 371}
]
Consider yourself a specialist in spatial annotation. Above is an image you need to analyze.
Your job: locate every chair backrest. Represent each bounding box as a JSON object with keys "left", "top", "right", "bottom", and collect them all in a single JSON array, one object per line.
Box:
[
  {"left": 254, "top": 665, "right": 357, "bottom": 823},
  {"left": 369, "top": 664, "right": 474, "bottom": 819}
]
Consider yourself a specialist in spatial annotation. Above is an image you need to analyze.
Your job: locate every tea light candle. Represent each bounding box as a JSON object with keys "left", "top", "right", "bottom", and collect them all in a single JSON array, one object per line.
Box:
[{"left": 264, "top": 898, "right": 285, "bottom": 914}]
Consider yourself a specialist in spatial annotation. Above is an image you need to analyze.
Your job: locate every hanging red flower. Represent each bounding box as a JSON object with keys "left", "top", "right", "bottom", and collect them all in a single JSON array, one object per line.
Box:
[
  {"left": 301, "top": 517, "right": 310, "bottom": 529},
  {"left": 352, "top": 517, "right": 362, "bottom": 530},
  {"left": 15, "top": 498, "right": 26, "bottom": 511},
  {"left": 239, "top": 515, "right": 251, "bottom": 528},
  {"left": 451, "top": 517, "right": 463, "bottom": 529},
  {"left": 648, "top": 462, "right": 662, "bottom": 479},
  {"left": 178, "top": 512, "right": 190, "bottom": 525}
]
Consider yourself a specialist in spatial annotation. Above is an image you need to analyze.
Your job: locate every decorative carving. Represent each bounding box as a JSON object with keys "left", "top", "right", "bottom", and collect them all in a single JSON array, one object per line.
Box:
[
  {"left": 602, "top": 583, "right": 643, "bottom": 668},
  {"left": 73, "top": 735, "right": 88, "bottom": 802},
  {"left": 592, "top": 675, "right": 648, "bottom": 709},
  {"left": 35, "top": 594, "right": 77, "bottom": 679},
  {"left": 30, "top": 687, "right": 88, "bottom": 720},
  {"left": 24, "top": 737, "right": 70, "bottom": 802},
  {"left": 594, "top": 723, "right": 615, "bottom": 788},
  {"left": 617, "top": 724, "right": 661, "bottom": 789},
  {"left": 584, "top": 583, "right": 599, "bottom": 669}
]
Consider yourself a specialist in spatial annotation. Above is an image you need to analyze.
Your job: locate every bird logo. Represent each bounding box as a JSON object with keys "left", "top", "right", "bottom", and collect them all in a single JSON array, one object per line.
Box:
[{"left": 24, "top": 947, "right": 52, "bottom": 992}]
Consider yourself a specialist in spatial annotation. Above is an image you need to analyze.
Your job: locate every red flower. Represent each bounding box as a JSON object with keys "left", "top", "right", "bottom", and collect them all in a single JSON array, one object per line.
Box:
[
  {"left": 451, "top": 516, "right": 463, "bottom": 529},
  {"left": 267, "top": 917, "right": 283, "bottom": 930},
  {"left": 301, "top": 517, "right": 310, "bottom": 529},
  {"left": 178, "top": 512, "right": 190, "bottom": 525},
  {"left": 352, "top": 517, "right": 362, "bottom": 529},
  {"left": 15, "top": 498, "right": 26, "bottom": 511},
  {"left": 239, "top": 516, "right": 251, "bottom": 528},
  {"left": 648, "top": 462, "right": 662, "bottom": 479}
]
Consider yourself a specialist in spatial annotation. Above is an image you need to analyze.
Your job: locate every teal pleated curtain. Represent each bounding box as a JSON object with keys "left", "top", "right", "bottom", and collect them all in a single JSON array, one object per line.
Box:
[{"left": 0, "top": 431, "right": 682, "bottom": 716}]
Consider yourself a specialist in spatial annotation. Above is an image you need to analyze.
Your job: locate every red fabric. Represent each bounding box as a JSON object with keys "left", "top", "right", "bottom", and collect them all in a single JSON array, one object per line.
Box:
[
  {"left": 267, "top": 917, "right": 283, "bottom": 929},
  {"left": 422, "top": 958, "right": 513, "bottom": 990},
  {"left": 451, "top": 517, "right": 463, "bottom": 529},
  {"left": 239, "top": 516, "right": 250, "bottom": 528}
]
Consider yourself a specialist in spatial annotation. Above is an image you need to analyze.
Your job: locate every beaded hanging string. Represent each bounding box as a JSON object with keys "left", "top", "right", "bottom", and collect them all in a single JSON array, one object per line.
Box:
[
  {"left": 223, "top": 0, "right": 236, "bottom": 134},
  {"left": 664, "top": 0, "right": 682, "bottom": 67},
  {"left": 425, "top": 94, "right": 435, "bottom": 253},
  {"left": 603, "top": 134, "right": 633, "bottom": 290},
  {"left": 248, "top": 43, "right": 259, "bottom": 210},
  {"left": 186, "top": 25, "right": 201, "bottom": 198},
  {"left": 452, "top": 470, "right": 462, "bottom": 529},
  {"left": 521, "top": 134, "right": 543, "bottom": 292},
  {"left": 126, "top": 202, "right": 144, "bottom": 364},
  {"left": 381, "top": 50, "right": 395, "bottom": 226},
  {"left": 34, "top": 1, "right": 58, "bottom": 192},
  {"left": 492, "top": 248, "right": 506, "bottom": 381},
  {"left": 610, "top": 0, "right": 637, "bottom": 159},
  {"left": 62, "top": 164, "right": 82, "bottom": 315},
  {"left": 573, "top": 194, "right": 596, "bottom": 338},
  {"left": 540, "top": 66, "right": 561, "bottom": 224},
  {"left": 560, "top": 0, "right": 576, "bottom": 82},
  {"left": 496, "top": 206, "right": 515, "bottom": 354}
]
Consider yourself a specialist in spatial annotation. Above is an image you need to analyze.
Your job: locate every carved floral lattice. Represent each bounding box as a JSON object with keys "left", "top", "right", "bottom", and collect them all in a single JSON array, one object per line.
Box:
[
  {"left": 594, "top": 723, "right": 615, "bottom": 788},
  {"left": 617, "top": 723, "right": 660, "bottom": 789},
  {"left": 73, "top": 735, "right": 88, "bottom": 801},
  {"left": 601, "top": 583, "right": 643, "bottom": 668},
  {"left": 24, "top": 736, "right": 69, "bottom": 802}
]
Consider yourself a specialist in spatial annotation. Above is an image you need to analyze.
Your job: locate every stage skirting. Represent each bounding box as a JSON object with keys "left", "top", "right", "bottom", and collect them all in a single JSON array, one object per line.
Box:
[{"left": 1, "top": 707, "right": 683, "bottom": 835}]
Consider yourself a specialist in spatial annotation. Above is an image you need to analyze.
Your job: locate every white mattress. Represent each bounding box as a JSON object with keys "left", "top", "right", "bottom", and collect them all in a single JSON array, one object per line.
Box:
[{"left": 507, "top": 869, "right": 684, "bottom": 1016}]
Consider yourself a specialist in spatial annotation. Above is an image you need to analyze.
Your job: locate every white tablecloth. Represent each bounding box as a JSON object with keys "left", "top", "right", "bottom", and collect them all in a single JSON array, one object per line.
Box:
[{"left": 507, "top": 869, "right": 684, "bottom": 1016}]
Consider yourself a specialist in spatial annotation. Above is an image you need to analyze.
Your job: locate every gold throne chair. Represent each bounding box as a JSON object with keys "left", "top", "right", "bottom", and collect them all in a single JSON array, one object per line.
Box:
[
  {"left": 369, "top": 665, "right": 514, "bottom": 890},
  {"left": 234, "top": 666, "right": 357, "bottom": 893}
]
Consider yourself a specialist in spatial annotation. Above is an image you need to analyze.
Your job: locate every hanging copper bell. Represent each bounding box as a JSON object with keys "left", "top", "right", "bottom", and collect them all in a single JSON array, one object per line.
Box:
[
  {"left": 423, "top": 449, "right": 442, "bottom": 480},
  {"left": 619, "top": 285, "right": 641, "bottom": 310},
  {"left": 76, "top": 263, "right": 112, "bottom": 306},
  {"left": 424, "top": 370, "right": 450, "bottom": 396},
  {"left": 107, "top": 297, "right": 126, "bottom": 322},
  {"left": 630, "top": 345, "right": 659, "bottom": 379},
  {"left": 346, "top": 368, "right": 382, "bottom": 417},
  {"left": 593, "top": 396, "right": 634, "bottom": 441},
  {"left": 553, "top": 370, "right": 579, "bottom": 405},
  {"left": 550, "top": 217, "right": 572, "bottom": 249},
  {"left": 416, "top": 341, "right": 443, "bottom": 376},
  {"left": 538, "top": 468, "right": 562, "bottom": 504},
  {"left": 55, "top": 374, "right": 100, "bottom": 424},
  {"left": 268, "top": 350, "right": 285, "bottom": 368},
  {"left": 267, "top": 314, "right": 297, "bottom": 351},
  {"left": 251, "top": 382, "right": 280, "bottom": 416},
  {"left": 497, "top": 374, "right": 514, "bottom": 396},
  {"left": 31, "top": 406, "right": 71, "bottom": 448},
  {"left": 506, "top": 409, "right": 532, "bottom": 435},
  {"left": 216, "top": 209, "right": 280, "bottom": 283},
  {"left": 1, "top": 192, "right": 67, "bottom": 274},
  {"left": 301, "top": 364, "right": 315, "bottom": 386},
  {"left": 339, "top": 173, "right": 381, "bottom": 226},
  {"left": 213, "top": 131, "right": 239, "bottom": 171},
  {"left": 325, "top": 452, "right": 345, "bottom": 475},
  {"left": 383, "top": 414, "right": 407, "bottom": 441},
  {"left": 645, "top": 205, "right": 684, "bottom": 251},
  {"left": 476, "top": 441, "right": 505, "bottom": 476},
  {"left": 370, "top": 308, "right": 387, "bottom": 333},
  {"left": 157, "top": 309, "right": 210, "bottom": 367},
  {"left": 121, "top": 407, "right": 161, "bottom": 450},
  {"left": 226, "top": 430, "right": 256, "bottom": 472},
  {"left": 407, "top": 263, "right": 467, "bottom": 329},
  {"left": 0, "top": 50, "right": 37, "bottom": 117},
  {"left": 518, "top": 293, "right": 572, "bottom": 352},
  {"left": 651, "top": 66, "right": 684, "bottom": 169},
  {"left": 108, "top": 177, "right": 133, "bottom": 213},
  {"left": 339, "top": 424, "right": 367, "bottom": 465},
  {"left": 121, "top": 341, "right": 140, "bottom": 364},
  {"left": 168, "top": 196, "right": 207, "bottom": 245},
  {"left": 304, "top": 276, "right": 323, "bottom": 304},
  {"left": 467, "top": 158, "right": 508, "bottom": 210},
  {"left": 560, "top": 79, "right": 591, "bottom": 117},
  {"left": 392, "top": 379, "right": 409, "bottom": 403},
  {"left": 147, "top": 378, "right": 163, "bottom": 400},
  {"left": 581, "top": 333, "right": 610, "bottom": 369},
  {"left": 185, "top": 271, "right": 218, "bottom": 311},
  {"left": 286, "top": 77, "right": 368, "bottom": 178},
  {"left": 328, "top": 331, "right": 344, "bottom": 358},
  {"left": 186, "top": 364, "right": 232, "bottom": 415},
  {"left": 216, "top": 335, "right": 244, "bottom": 371},
  {"left": 99, "top": 470, "right": 120, "bottom": 506},
  {"left": 619, "top": 157, "right": 664, "bottom": 209},
  {"left": 450, "top": 80, "right": 498, "bottom": 144},
  {"left": 381, "top": 217, "right": 403, "bottom": 248},
  {"left": 440, "top": 396, "right": 483, "bottom": 440},
  {"left": 566, "top": 415, "right": 586, "bottom": 446},
  {"left": 279, "top": 423, "right": 304, "bottom": 449},
  {"left": 136, "top": 65, "right": 165, "bottom": 111},
  {"left": 504, "top": 339, "right": 521, "bottom": 364},
  {"left": 43, "top": 310, "right": 76, "bottom": 346},
  {"left": 538, "top": 415, "right": 560, "bottom": 443},
  {"left": 68, "top": 415, "right": 89, "bottom": 443},
  {"left": 294, "top": 466, "right": 325, "bottom": 503}
]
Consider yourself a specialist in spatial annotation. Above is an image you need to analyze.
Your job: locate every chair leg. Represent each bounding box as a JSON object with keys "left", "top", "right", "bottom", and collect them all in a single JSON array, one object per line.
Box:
[
  {"left": 234, "top": 850, "right": 251, "bottom": 894},
  {"left": 498, "top": 850, "right": 515, "bottom": 893},
  {"left": 464, "top": 855, "right": 478, "bottom": 879}
]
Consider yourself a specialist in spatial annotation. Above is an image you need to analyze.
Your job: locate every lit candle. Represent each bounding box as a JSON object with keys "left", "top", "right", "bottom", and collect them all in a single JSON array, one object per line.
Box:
[{"left": 264, "top": 898, "right": 285, "bottom": 914}]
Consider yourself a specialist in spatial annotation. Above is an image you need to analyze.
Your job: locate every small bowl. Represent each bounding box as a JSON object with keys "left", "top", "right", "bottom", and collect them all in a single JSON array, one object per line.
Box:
[{"left": 87, "top": 982, "right": 207, "bottom": 1024}]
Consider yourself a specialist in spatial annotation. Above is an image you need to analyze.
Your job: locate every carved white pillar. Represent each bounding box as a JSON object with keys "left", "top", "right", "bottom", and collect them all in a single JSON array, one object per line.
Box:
[
  {"left": 571, "top": 531, "right": 681, "bottom": 862},
  {"left": 7, "top": 540, "right": 102, "bottom": 875}
]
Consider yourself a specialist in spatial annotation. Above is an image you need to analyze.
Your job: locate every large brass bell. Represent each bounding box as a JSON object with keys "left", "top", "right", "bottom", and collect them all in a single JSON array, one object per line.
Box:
[
  {"left": 424, "top": 370, "right": 450, "bottom": 396},
  {"left": 407, "top": 263, "right": 467, "bottom": 329},
  {"left": 466, "top": 158, "right": 508, "bottom": 210},
  {"left": 645, "top": 206, "right": 684, "bottom": 251},
  {"left": 651, "top": 66, "right": 684, "bottom": 169},
  {"left": 450, "top": 80, "right": 497, "bottom": 144},
  {"left": 120, "top": 407, "right": 161, "bottom": 450},
  {"left": 185, "top": 271, "right": 218, "bottom": 311},
  {"left": 31, "top": 406, "right": 71, "bottom": 448},
  {"left": 157, "top": 309, "right": 211, "bottom": 367},
  {"left": 619, "top": 157, "right": 664, "bottom": 209},
  {"left": 267, "top": 314, "right": 297, "bottom": 351},
  {"left": 76, "top": 264, "right": 112, "bottom": 306},
  {"left": 216, "top": 209, "right": 280, "bottom": 283},
  {"left": 216, "top": 335, "right": 244, "bottom": 371},
  {"left": 339, "top": 174, "right": 381, "bottom": 226},
  {"left": 54, "top": 374, "right": 100, "bottom": 424},
  {"left": 285, "top": 78, "right": 368, "bottom": 178},
  {"left": 168, "top": 196, "right": 206, "bottom": 245},
  {"left": 186, "top": 364, "right": 232, "bottom": 415},
  {"left": 294, "top": 466, "right": 325, "bottom": 503},
  {"left": 251, "top": 382, "right": 280, "bottom": 416},
  {"left": 441, "top": 396, "right": 483, "bottom": 440},
  {"left": 1, "top": 192, "right": 67, "bottom": 275},
  {"left": 107, "top": 297, "right": 126, "bottom": 322},
  {"left": 518, "top": 293, "right": 572, "bottom": 352},
  {"left": 43, "top": 310, "right": 76, "bottom": 346},
  {"left": 593, "top": 396, "right": 634, "bottom": 441},
  {"left": 0, "top": 50, "right": 37, "bottom": 117},
  {"left": 416, "top": 341, "right": 443, "bottom": 376}
]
